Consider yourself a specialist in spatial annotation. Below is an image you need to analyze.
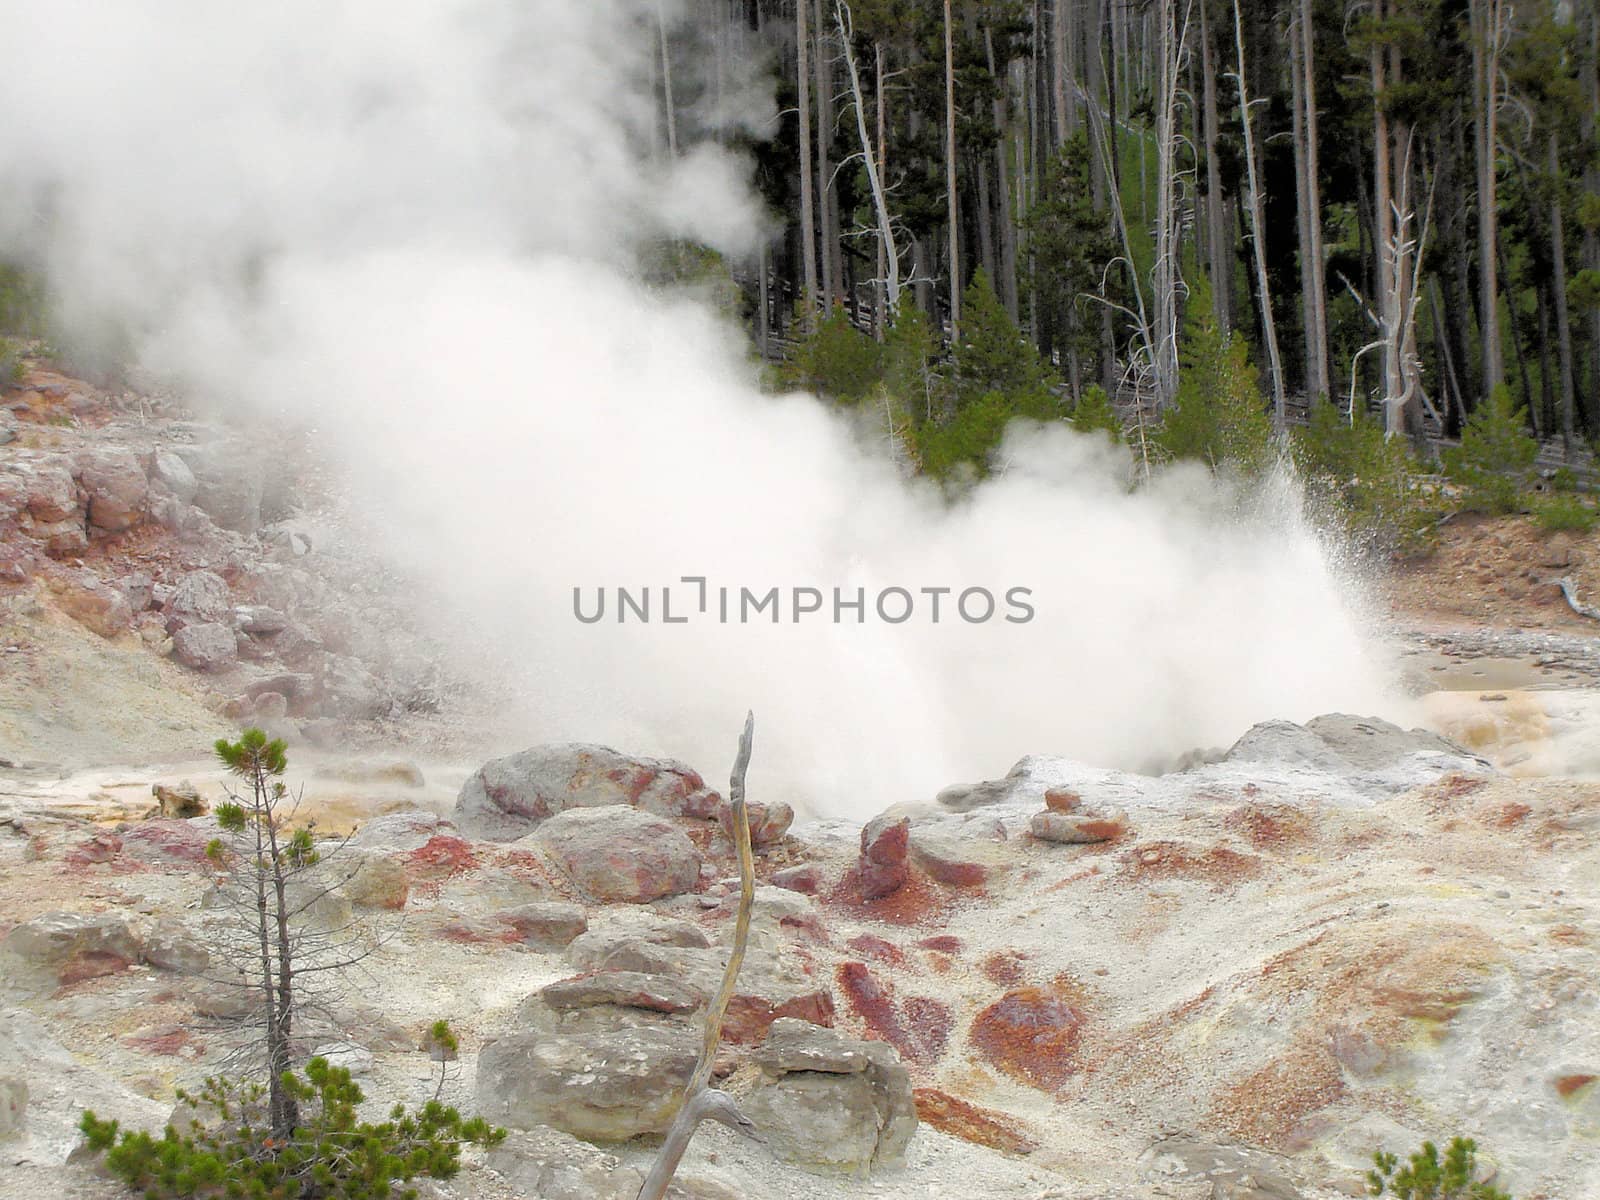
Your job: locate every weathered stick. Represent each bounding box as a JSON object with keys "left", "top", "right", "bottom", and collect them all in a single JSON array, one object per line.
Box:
[{"left": 636, "top": 712, "right": 760, "bottom": 1200}]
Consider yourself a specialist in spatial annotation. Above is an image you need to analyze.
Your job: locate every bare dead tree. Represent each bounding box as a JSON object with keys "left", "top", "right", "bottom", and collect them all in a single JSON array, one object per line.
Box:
[
  {"left": 835, "top": 0, "right": 901, "bottom": 318},
  {"left": 636, "top": 712, "right": 761, "bottom": 1200},
  {"left": 202, "top": 730, "right": 386, "bottom": 1139}
]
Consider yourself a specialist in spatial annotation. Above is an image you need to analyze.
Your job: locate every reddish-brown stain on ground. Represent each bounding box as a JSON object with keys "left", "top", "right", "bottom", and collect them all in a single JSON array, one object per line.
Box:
[
  {"left": 1120, "top": 841, "right": 1264, "bottom": 888},
  {"left": 914, "top": 1087, "right": 1039, "bottom": 1154},
  {"left": 969, "top": 981, "right": 1086, "bottom": 1090},
  {"left": 836, "top": 961, "right": 951, "bottom": 1065},
  {"left": 846, "top": 933, "right": 906, "bottom": 966},
  {"left": 917, "top": 934, "right": 962, "bottom": 954},
  {"left": 1555, "top": 1074, "right": 1597, "bottom": 1099},
  {"left": 981, "top": 950, "right": 1028, "bottom": 985}
]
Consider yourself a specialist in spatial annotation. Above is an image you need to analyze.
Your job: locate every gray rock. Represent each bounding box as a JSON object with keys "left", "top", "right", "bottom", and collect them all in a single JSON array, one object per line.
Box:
[
  {"left": 150, "top": 781, "right": 206, "bottom": 818},
  {"left": 1139, "top": 1137, "right": 1303, "bottom": 1200},
  {"left": 476, "top": 1023, "right": 698, "bottom": 1141},
  {"left": 934, "top": 778, "right": 1019, "bottom": 812},
  {"left": 0, "top": 1075, "right": 25, "bottom": 1139},
  {"left": 164, "top": 570, "right": 232, "bottom": 630},
  {"left": 2, "top": 912, "right": 142, "bottom": 967},
  {"left": 152, "top": 451, "right": 197, "bottom": 503},
  {"left": 1303, "top": 713, "right": 1476, "bottom": 771},
  {"left": 540, "top": 971, "right": 705, "bottom": 1015},
  {"left": 533, "top": 806, "right": 700, "bottom": 904},
  {"left": 743, "top": 1018, "right": 917, "bottom": 1173},
  {"left": 347, "top": 810, "right": 450, "bottom": 853},
  {"left": 176, "top": 443, "right": 265, "bottom": 534},
  {"left": 172, "top": 621, "right": 238, "bottom": 671},
  {"left": 142, "top": 919, "right": 209, "bottom": 974},
  {"left": 454, "top": 744, "right": 719, "bottom": 841},
  {"left": 234, "top": 605, "right": 288, "bottom": 634}
]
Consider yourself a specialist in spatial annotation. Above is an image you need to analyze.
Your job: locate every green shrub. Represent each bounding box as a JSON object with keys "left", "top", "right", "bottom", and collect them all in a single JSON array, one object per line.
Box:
[
  {"left": 1366, "top": 1136, "right": 1510, "bottom": 1199},
  {"left": 80, "top": 1058, "right": 504, "bottom": 1200},
  {"left": 1293, "top": 396, "right": 1437, "bottom": 556},
  {"left": 1535, "top": 493, "right": 1597, "bottom": 533},
  {"left": 1442, "top": 386, "right": 1538, "bottom": 515},
  {"left": 784, "top": 308, "right": 883, "bottom": 404}
]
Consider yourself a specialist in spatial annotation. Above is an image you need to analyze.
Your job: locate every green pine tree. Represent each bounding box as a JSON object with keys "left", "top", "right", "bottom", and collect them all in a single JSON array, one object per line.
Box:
[
  {"left": 951, "top": 269, "right": 1060, "bottom": 413},
  {"left": 1070, "top": 384, "right": 1123, "bottom": 443},
  {"left": 785, "top": 308, "right": 883, "bottom": 404},
  {"left": 1156, "top": 308, "right": 1275, "bottom": 477},
  {"left": 1442, "top": 385, "right": 1538, "bottom": 514},
  {"left": 1293, "top": 396, "right": 1435, "bottom": 555}
]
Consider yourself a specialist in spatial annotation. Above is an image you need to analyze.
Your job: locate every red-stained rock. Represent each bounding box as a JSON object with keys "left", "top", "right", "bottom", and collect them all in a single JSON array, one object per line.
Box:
[
  {"left": 723, "top": 988, "right": 837, "bottom": 1045},
  {"left": 123, "top": 1024, "right": 203, "bottom": 1058},
  {"left": 918, "top": 935, "right": 962, "bottom": 954},
  {"left": 1031, "top": 809, "right": 1129, "bottom": 845},
  {"left": 718, "top": 799, "right": 794, "bottom": 848},
  {"left": 57, "top": 950, "right": 137, "bottom": 986},
  {"left": 969, "top": 984, "right": 1086, "bottom": 1090},
  {"left": 48, "top": 569, "right": 135, "bottom": 639},
  {"left": 77, "top": 450, "right": 148, "bottom": 532},
  {"left": 120, "top": 819, "right": 216, "bottom": 867},
  {"left": 1044, "top": 788, "right": 1081, "bottom": 813},
  {"left": 859, "top": 812, "right": 910, "bottom": 900},
  {"left": 770, "top": 864, "right": 820, "bottom": 894},
  {"left": 406, "top": 835, "right": 481, "bottom": 876},
  {"left": 534, "top": 806, "right": 700, "bottom": 904},
  {"left": 497, "top": 901, "right": 588, "bottom": 949}
]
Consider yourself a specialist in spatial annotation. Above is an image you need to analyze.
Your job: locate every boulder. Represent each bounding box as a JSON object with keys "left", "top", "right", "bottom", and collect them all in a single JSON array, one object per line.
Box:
[
  {"left": 858, "top": 811, "right": 910, "bottom": 900},
  {"left": 172, "top": 621, "right": 238, "bottom": 671},
  {"left": 120, "top": 819, "right": 215, "bottom": 867},
  {"left": 151, "top": 781, "right": 206, "bottom": 818},
  {"left": 234, "top": 605, "right": 288, "bottom": 635},
  {"left": 151, "top": 451, "right": 197, "bottom": 503},
  {"left": 1031, "top": 808, "right": 1129, "bottom": 844},
  {"left": 24, "top": 463, "right": 79, "bottom": 523},
  {"left": 565, "top": 928, "right": 834, "bottom": 1046},
  {"left": 77, "top": 450, "right": 147, "bottom": 532},
  {"left": 934, "top": 777, "right": 1018, "bottom": 812},
  {"left": 48, "top": 569, "right": 133, "bottom": 639},
  {"left": 743, "top": 1018, "right": 917, "bottom": 1172},
  {"left": 164, "top": 570, "right": 232, "bottom": 630},
  {"left": 906, "top": 810, "right": 1009, "bottom": 886},
  {"left": 539, "top": 971, "right": 705, "bottom": 1015},
  {"left": 454, "top": 744, "right": 719, "bottom": 840},
  {"left": 533, "top": 806, "right": 700, "bottom": 904},
  {"left": 176, "top": 443, "right": 265, "bottom": 534},
  {"left": 717, "top": 798, "right": 794, "bottom": 849},
  {"left": 1, "top": 912, "right": 142, "bottom": 985},
  {"left": 497, "top": 901, "right": 588, "bottom": 949},
  {"left": 142, "top": 919, "right": 209, "bottom": 974},
  {"left": 476, "top": 1023, "right": 698, "bottom": 1141}
]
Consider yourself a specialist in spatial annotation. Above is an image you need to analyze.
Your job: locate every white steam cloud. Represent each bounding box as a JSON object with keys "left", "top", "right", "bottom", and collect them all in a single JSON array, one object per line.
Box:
[{"left": 1, "top": 0, "right": 1398, "bottom": 814}]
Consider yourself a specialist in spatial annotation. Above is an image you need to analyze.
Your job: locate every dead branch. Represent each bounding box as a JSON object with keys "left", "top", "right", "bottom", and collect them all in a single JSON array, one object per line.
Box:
[{"left": 636, "top": 712, "right": 761, "bottom": 1200}]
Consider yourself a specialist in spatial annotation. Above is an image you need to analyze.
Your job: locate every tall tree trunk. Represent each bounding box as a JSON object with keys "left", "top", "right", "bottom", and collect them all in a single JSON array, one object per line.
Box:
[
  {"left": 815, "top": 0, "right": 838, "bottom": 314},
  {"left": 1582, "top": 2, "right": 1600, "bottom": 424},
  {"left": 944, "top": 0, "right": 961, "bottom": 337},
  {"left": 836, "top": 3, "right": 900, "bottom": 330},
  {"left": 658, "top": 1, "right": 679, "bottom": 156},
  {"left": 1150, "top": 0, "right": 1184, "bottom": 411},
  {"left": 1052, "top": 0, "right": 1073, "bottom": 143},
  {"left": 1549, "top": 132, "right": 1576, "bottom": 450},
  {"left": 1295, "top": 0, "right": 1328, "bottom": 400},
  {"left": 986, "top": 28, "right": 1020, "bottom": 319},
  {"left": 796, "top": 0, "right": 820, "bottom": 330},
  {"left": 1199, "top": 0, "right": 1230, "bottom": 332},
  {"left": 1470, "top": 0, "right": 1505, "bottom": 396},
  {"left": 1231, "top": 0, "right": 1286, "bottom": 422}
]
